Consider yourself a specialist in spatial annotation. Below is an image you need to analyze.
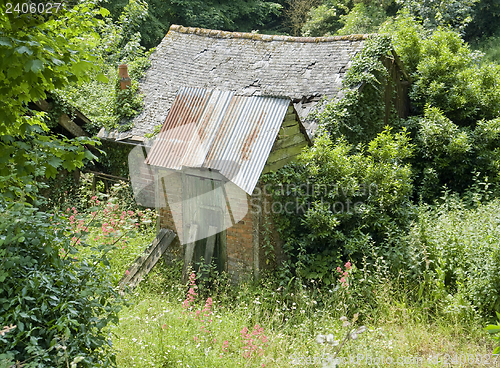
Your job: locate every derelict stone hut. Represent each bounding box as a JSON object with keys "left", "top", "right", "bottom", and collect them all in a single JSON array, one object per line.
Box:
[{"left": 98, "top": 25, "right": 410, "bottom": 282}]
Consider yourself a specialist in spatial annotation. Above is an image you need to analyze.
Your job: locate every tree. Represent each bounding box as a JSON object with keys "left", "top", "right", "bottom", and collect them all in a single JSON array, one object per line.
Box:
[
  {"left": 0, "top": 3, "right": 127, "bottom": 366},
  {"left": 0, "top": 1, "right": 106, "bottom": 199},
  {"left": 102, "top": 0, "right": 283, "bottom": 50},
  {"left": 395, "top": 0, "right": 479, "bottom": 33}
]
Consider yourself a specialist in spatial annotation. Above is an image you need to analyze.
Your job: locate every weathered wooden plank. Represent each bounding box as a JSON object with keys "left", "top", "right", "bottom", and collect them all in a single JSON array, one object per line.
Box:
[
  {"left": 266, "top": 142, "right": 308, "bottom": 164},
  {"left": 204, "top": 225, "right": 218, "bottom": 265},
  {"left": 272, "top": 133, "right": 307, "bottom": 151},
  {"left": 181, "top": 224, "right": 198, "bottom": 283},
  {"left": 59, "top": 114, "right": 89, "bottom": 137},
  {"left": 119, "top": 228, "right": 176, "bottom": 290},
  {"left": 278, "top": 124, "right": 301, "bottom": 137},
  {"left": 262, "top": 154, "right": 302, "bottom": 174},
  {"left": 281, "top": 114, "right": 298, "bottom": 127}
]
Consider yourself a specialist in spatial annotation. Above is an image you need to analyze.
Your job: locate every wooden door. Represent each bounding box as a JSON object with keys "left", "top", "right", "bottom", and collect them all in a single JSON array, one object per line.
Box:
[{"left": 182, "top": 171, "right": 226, "bottom": 275}]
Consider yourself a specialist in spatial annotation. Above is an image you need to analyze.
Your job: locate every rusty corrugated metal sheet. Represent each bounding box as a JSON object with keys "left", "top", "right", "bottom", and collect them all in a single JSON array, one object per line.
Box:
[{"left": 146, "top": 87, "right": 290, "bottom": 194}]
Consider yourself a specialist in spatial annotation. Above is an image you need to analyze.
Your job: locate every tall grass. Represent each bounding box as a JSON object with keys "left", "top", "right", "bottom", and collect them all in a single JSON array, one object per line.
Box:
[{"left": 111, "top": 264, "right": 494, "bottom": 368}]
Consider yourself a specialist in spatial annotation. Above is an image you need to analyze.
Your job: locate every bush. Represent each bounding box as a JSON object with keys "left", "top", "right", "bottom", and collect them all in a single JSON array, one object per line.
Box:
[
  {"left": 395, "top": 0, "right": 479, "bottom": 33},
  {"left": 263, "top": 127, "right": 415, "bottom": 285},
  {"left": 381, "top": 14, "right": 500, "bottom": 200},
  {"left": 0, "top": 199, "right": 125, "bottom": 367},
  {"left": 405, "top": 106, "right": 500, "bottom": 201},
  {"left": 301, "top": 0, "right": 353, "bottom": 36},
  {"left": 383, "top": 14, "right": 500, "bottom": 125}
]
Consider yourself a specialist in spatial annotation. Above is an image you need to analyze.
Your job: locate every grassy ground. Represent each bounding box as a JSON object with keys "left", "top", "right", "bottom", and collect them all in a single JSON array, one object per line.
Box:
[
  {"left": 68, "top": 188, "right": 497, "bottom": 368},
  {"left": 111, "top": 263, "right": 496, "bottom": 368}
]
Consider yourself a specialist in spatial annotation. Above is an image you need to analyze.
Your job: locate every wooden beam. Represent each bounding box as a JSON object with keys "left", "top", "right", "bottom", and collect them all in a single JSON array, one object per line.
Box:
[
  {"left": 262, "top": 155, "right": 301, "bottom": 174},
  {"left": 278, "top": 124, "right": 301, "bottom": 138},
  {"left": 85, "top": 170, "right": 128, "bottom": 182},
  {"left": 267, "top": 142, "right": 308, "bottom": 164},
  {"left": 272, "top": 133, "right": 307, "bottom": 151},
  {"left": 119, "top": 228, "right": 176, "bottom": 290},
  {"left": 35, "top": 99, "right": 89, "bottom": 137},
  {"left": 59, "top": 113, "right": 89, "bottom": 137}
]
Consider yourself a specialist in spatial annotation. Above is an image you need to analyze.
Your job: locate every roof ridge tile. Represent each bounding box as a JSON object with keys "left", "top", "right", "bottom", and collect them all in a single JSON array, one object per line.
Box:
[{"left": 168, "top": 24, "right": 373, "bottom": 43}]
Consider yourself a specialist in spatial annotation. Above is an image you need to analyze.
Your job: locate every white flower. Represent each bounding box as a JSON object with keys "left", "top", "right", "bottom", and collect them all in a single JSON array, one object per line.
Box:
[
  {"left": 355, "top": 326, "right": 367, "bottom": 334},
  {"left": 316, "top": 334, "right": 326, "bottom": 344},
  {"left": 326, "top": 334, "right": 339, "bottom": 346},
  {"left": 350, "top": 332, "right": 358, "bottom": 340},
  {"left": 342, "top": 320, "right": 351, "bottom": 327}
]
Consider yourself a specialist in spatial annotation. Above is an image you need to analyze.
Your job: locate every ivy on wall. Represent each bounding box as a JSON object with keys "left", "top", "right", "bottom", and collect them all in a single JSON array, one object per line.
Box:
[{"left": 313, "top": 35, "right": 397, "bottom": 145}]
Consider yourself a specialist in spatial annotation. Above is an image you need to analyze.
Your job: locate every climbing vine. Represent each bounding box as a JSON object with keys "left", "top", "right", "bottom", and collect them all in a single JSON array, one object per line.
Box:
[{"left": 313, "top": 35, "right": 396, "bottom": 144}]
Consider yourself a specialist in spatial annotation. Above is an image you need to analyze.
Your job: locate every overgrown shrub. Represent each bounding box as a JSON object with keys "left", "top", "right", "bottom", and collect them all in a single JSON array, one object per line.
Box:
[
  {"left": 381, "top": 14, "right": 500, "bottom": 200},
  {"left": 395, "top": 0, "right": 479, "bottom": 33},
  {"left": 383, "top": 14, "right": 500, "bottom": 125},
  {"left": 263, "top": 127, "right": 414, "bottom": 285},
  {"left": 410, "top": 107, "right": 500, "bottom": 201},
  {"left": 0, "top": 199, "right": 125, "bottom": 367},
  {"left": 301, "top": 0, "right": 353, "bottom": 36},
  {"left": 336, "top": 3, "right": 388, "bottom": 35},
  {"left": 302, "top": 0, "right": 396, "bottom": 37}
]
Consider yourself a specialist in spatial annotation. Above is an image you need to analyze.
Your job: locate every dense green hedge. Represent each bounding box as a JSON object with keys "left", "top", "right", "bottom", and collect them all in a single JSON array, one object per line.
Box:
[{"left": 0, "top": 199, "right": 125, "bottom": 367}]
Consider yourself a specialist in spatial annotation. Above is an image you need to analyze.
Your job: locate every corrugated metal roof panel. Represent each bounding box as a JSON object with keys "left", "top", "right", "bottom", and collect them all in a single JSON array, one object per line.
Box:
[{"left": 146, "top": 87, "right": 290, "bottom": 194}]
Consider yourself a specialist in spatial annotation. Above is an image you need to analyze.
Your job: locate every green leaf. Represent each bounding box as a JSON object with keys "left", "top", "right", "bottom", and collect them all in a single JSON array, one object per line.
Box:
[
  {"left": 0, "top": 38, "right": 12, "bottom": 47},
  {"left": 51, "top": 57, "right": 64, "bottom": 66},
  {"left": 486, "top": 325, "right": 500, "bottom": 334},
  {"left": 15, "top": 46, "right": 33, "bottom": 55},
  {"left": 96, "top": 73, "right": 109, "bottom": 83},
  {"left": 72, "top": 60, "right": 91, "bottom": 76},
  {"left": 30, "top": 60, "right": 44, "bottom": 73},
  {"left": 47, "top": 157, "right": 63, "bottom": 169}
]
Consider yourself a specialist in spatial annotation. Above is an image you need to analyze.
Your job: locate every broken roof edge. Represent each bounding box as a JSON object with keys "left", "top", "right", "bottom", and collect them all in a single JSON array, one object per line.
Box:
[
  {"left": 168, "top": 24, "right": 375, "bottom": 43},
  {"left": 288, "top": 102, "right": 313, "bottom": 147}
]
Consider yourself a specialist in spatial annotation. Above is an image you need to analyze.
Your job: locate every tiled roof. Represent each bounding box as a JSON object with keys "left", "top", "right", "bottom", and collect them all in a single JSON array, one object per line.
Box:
[{"left": 110, "top": 24, "right": 369, "bottom": 140}]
